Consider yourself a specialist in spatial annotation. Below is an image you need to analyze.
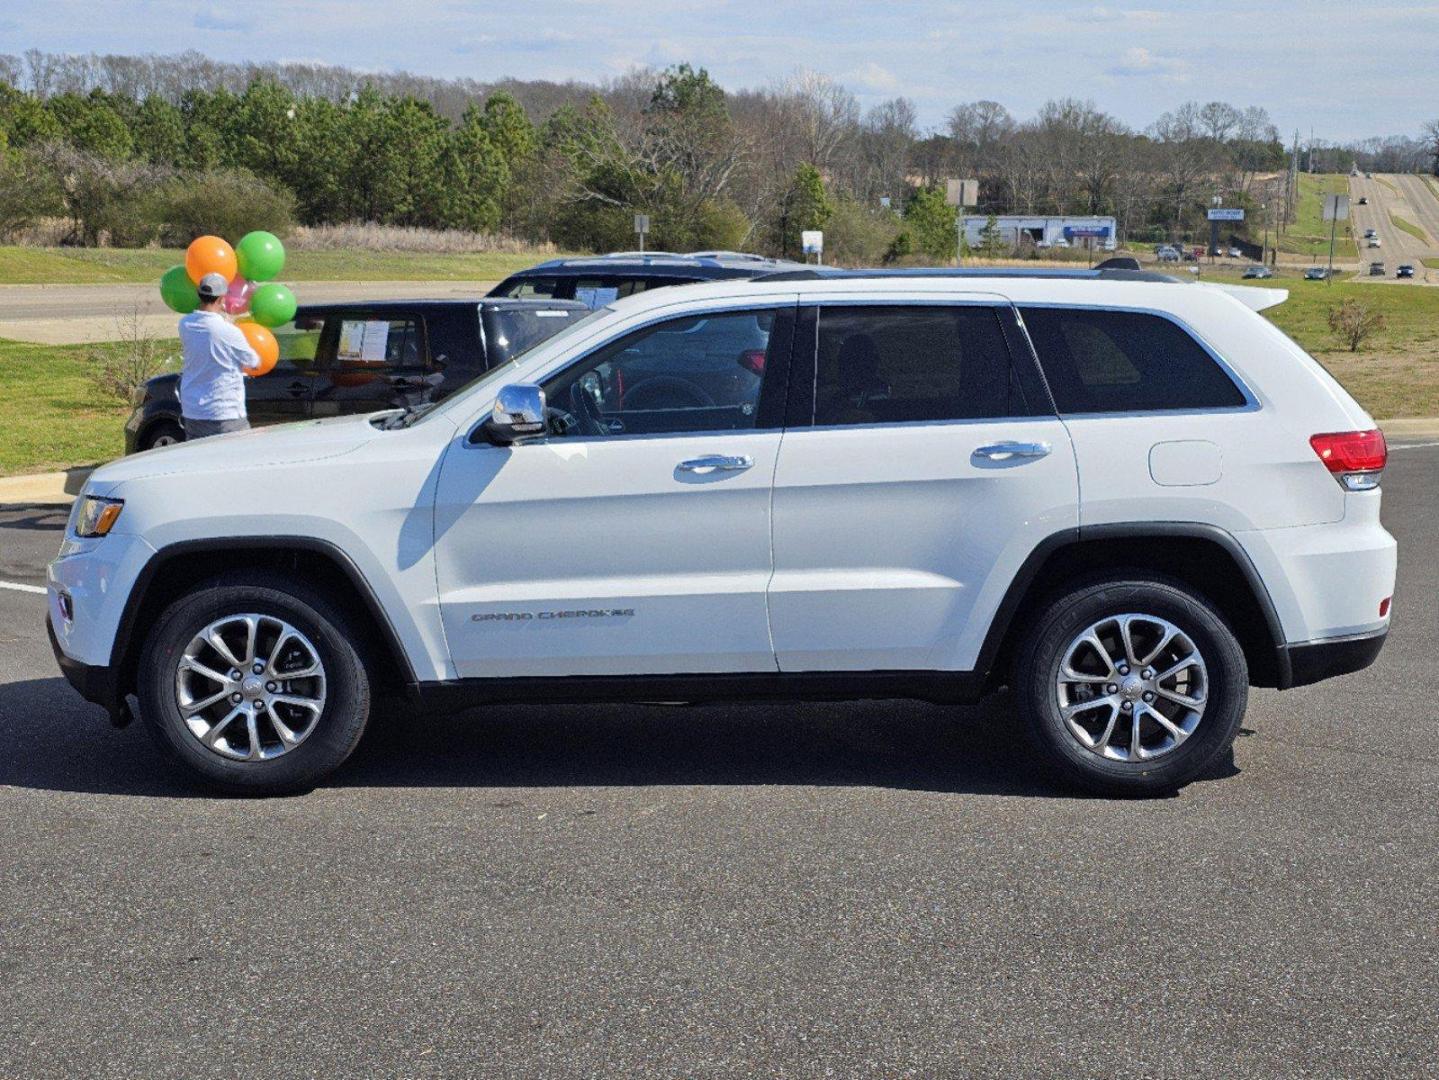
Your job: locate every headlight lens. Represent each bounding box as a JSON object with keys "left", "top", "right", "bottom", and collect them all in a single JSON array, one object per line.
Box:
[{"left": 74, "top": 496, "right": 124, "bottom": 537}]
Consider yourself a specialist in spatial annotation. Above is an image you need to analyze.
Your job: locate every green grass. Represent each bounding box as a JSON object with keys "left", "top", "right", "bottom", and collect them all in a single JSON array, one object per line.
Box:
[
  {"left": 1208, "top": 272, "right": 1439, "bottom": 418},
  {"left": 0, "top": 246, "right": 571, "bottom": 285},
  {"left": 1389, "top": 211, "right": 1430, "bottom": 244},
  {"left": 0, "top": 338, "right": 143, "bottom": 475},
  {"left": 1276, "top": 174, "right": 1357, "bottom": 258}
]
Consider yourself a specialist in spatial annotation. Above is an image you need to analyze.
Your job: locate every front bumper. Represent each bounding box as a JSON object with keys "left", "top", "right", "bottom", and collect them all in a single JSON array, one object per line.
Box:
[
  {"left": 48, "top": 613, "right": 123, "bottom": 718},
  {"left": 1279, "top": 627, "right": 1389, "bottom": 690}
]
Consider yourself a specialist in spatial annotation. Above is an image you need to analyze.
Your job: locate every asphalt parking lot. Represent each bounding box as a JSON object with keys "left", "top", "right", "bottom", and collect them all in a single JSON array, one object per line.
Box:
[{"left": 2, "top": 445, "right": 1436, "bottom": 1078}]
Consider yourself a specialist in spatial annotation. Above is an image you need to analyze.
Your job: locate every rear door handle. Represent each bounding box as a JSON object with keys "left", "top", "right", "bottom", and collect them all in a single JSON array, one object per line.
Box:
[
  {"left": 973, "top": 440, "right": 1052, "bottom": 461},
  {"left": 677, "top": 454, "right": 754, "bottom": 474}
]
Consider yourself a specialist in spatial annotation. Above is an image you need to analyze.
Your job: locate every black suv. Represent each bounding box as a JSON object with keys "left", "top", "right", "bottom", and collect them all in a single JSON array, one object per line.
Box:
[
  {"left": 124, "top": 298, "right": 589, "bottom": 452},
  {"left": 488, "top": 251, "right": 806, "bottom": 306}
]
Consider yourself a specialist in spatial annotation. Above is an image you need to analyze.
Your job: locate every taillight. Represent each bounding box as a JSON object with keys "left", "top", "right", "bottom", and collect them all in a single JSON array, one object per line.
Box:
[{"left": 1309, "top": 430, "right": 1387, "bottom": 491}]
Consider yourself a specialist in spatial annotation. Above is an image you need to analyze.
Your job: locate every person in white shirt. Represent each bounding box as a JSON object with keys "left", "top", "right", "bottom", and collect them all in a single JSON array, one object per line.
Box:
[{"left": 178, "top": 272, "right": 261, "bottom": 438}]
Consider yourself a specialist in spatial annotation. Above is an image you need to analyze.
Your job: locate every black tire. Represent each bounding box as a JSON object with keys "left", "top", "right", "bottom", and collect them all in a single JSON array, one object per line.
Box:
[
  {"left": 141, "top": 420, "right": 185, "bottom": 451},
  {"left": 136, "top": 571, "right": 371, "bottom": 795},
  {"left": 1016, "top": 575, "right": 1248, "bottom": 796}
]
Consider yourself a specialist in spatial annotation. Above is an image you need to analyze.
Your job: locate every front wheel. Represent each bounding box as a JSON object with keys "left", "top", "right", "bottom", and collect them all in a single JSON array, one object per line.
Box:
[
  {"left": 1016, "top": 576, "right": 1248, "bottom": 796},
  {"left": 136, "top": 571, "right": 371, "bottom": 794},
  {"left": 141, "top": 420, "right": 185, "bottom": 450}
]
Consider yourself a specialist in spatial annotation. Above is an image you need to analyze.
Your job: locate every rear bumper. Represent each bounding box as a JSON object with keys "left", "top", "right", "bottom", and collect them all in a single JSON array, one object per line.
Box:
[
  {"left": 1278, "top": 628, "right": 1388, "bottom": 690},
  {"left": 48, "top": 612, "right": 122, "bottom": 717}
]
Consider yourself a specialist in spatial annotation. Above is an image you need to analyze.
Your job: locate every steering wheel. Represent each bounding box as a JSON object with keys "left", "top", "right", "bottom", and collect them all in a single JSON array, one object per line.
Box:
[
  {"left": 565, "top": 380, "right": 608, "bottom": 436},
  {"left": 623, "top": 376, "right": 715, "bottom": 411}
]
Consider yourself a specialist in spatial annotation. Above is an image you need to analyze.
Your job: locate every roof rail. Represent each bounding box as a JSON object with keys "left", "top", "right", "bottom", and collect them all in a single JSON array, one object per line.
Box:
[{"left": 751, "top": 267, "right": 1182, "bottom": 284}]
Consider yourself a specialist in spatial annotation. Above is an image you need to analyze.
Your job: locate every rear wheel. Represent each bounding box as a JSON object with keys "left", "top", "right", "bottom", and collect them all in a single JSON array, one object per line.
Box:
[
  {"left": 141, "top": 420, "right": 185, "bottom": 450},
  {"left": 137, "top": 572, "right": 371, "bottom": 794},
  {"left": 1016, "top": 576, "right": 1248, "bottom": 796}
]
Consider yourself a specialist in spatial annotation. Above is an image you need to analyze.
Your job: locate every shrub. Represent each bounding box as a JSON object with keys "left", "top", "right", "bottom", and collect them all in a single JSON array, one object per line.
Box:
[
  {"left": 84, "top": 308, "right": 179, "bottom": 401},
  {"left": 1327, "top": 299, "right": 1386, "bottom": 352},
  {"left": 32, "top": 142, "right": 168, "bottom": 246},
  {"left": 0, "top": 149, "right": 63, "bottom": 240},
  {"left": 153, "top": 169, "right": 295, "bottom": 247},
  {"left": 824, "top": 197, "right": 902, "bottom": 266}
]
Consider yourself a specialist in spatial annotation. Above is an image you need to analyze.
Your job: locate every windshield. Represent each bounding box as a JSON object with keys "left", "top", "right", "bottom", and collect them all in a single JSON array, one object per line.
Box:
[{"left": 410, "top": 305, "right": 610, "bottom": 426}]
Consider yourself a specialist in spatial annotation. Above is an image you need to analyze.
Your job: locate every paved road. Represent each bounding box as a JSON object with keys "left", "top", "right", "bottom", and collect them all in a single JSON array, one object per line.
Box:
[
  {"left": 0, "top": 280, "right": 500, "bottom": 345},
  {"left": 1347, "top": 174, "right": 1439, "bottom": 283},
  {"left": 2, "top": 447, "right": 1437, "bottom": 1077}
]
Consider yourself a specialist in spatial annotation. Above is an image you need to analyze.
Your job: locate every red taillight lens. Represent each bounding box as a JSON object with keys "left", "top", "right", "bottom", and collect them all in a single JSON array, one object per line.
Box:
[
  {"left": 1310, "top": 430, "right": 1387, "bottom": 489},
  {"left": 1379, "top": 597, "right": 1391, "bottom": 618}
]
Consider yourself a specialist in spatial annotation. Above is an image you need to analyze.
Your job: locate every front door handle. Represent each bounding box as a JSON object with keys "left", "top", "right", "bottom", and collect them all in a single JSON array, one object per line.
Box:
[
  {"left": 677, "top": 454, "right": 754, "bottom": 474},
  {"left": 973, "top": 440, "right": 1052, "bottom": 461}
]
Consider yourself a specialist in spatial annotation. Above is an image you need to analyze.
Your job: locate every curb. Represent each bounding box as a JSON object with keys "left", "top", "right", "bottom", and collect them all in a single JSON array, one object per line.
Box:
[
  {"left": 0, "top": 467, "right": 94, "bottom": 507},
  {"left": 4, "top": 416, "right": 1438, "bottom": 509}
]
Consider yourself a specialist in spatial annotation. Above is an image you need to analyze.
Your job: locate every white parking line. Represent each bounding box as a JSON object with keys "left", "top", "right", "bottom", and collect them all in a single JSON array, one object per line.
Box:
[
  {"left": 0, "top": 580, "right": 47, "bottom": 595},
  {"left": 1390, "top": 441, "right": 1439, "bottom": 451}
]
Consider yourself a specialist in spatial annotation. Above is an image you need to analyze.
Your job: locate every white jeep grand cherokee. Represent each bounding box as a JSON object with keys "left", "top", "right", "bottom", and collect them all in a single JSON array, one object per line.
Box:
[{"left": 48, "top": 269, "right": 1397, "bottom": 796}]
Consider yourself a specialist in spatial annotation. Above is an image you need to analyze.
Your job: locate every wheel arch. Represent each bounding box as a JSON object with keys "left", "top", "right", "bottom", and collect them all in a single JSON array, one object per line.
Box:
[
  {"left": 111, "top": 537, "right": 417, "bottom": 706},
  {"left": 978, "top": 523, "right": 1290, "bottom": 691}
]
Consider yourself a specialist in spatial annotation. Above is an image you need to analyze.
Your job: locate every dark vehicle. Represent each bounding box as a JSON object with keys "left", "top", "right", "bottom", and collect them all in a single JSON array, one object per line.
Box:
[
  {"left": 489, "top": 251, "right": 805, "bottom": 306},
  {"left": 1369, "top": 262, "right": 1386, "bottom": 276},
  {"left": 1242, "top": 266, "right": 1274, "bottom": 279},
  {"left": 1358, "top": 196, "right": 1369, "bottom": 205},
  {"left": 124, "top": 298, "right": 590, "bottom": 453},
  {"left": 1397, "top": 264, "right": 1416, "bottom": 278},
  {"left": 1304, "top": 267, "right": 1331, "bottom": 281}
]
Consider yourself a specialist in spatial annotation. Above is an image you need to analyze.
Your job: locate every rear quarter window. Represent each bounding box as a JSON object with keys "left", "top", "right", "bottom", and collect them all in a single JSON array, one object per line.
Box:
[{"left": 1019, "top": 307, "right": 1247, "bottom": 414}]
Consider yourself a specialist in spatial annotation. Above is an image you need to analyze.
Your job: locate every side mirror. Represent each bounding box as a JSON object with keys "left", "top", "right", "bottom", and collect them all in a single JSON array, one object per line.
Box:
[{"left": 483, "top": 383, "right": 547, "bottom": 445}]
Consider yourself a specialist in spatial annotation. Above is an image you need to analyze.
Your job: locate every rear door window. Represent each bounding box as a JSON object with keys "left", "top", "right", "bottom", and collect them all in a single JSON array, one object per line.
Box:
[
  {"left": 811, "top": 305, "right": 1026, "bottom": 425},
  {"left": 1019, "top": 307, "right": 1247, "bottom": 414}
]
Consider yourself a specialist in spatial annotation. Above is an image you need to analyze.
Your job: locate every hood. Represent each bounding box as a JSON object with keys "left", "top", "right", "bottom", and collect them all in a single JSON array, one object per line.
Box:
[{"left": 86, "top": 412, "right": 387, "bottom": 493}]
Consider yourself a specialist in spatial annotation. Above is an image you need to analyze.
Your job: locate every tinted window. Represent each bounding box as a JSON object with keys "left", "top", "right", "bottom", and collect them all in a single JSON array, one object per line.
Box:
[
  {"left": 542, "top": 309, "right": 779, "bottom": 437},
  {"left": 482, "top": 306, "right": 589, "bottom": 364},
  {"left": 1020, "top": 307, "right": 1246, "bottom": 414},
  {"left": 335, "top": 318, "right": 422, "bottom": 371},
  {"left": 813, "top": 305, "right": 1020, "bottom": 425},
  {"left": 270, "top": 314, "right": 324, "bottom": 372},
  {"left": 499, "top": 276, "right": 560, "bottom": 300}
]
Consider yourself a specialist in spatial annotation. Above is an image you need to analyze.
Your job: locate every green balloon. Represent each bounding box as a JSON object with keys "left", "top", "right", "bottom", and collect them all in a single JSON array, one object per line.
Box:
[
  {"left": 235, "top": 231, "right": 286, "bottom": 282},
  {"left": 249, "top": 282, "right": 297, "bottom": 328},
  {"left": 159, "top": 264, "right": 199, "bottom": 314}
]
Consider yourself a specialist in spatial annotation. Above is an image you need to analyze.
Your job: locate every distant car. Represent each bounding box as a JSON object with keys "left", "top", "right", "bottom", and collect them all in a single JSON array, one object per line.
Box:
[
  {"left": 1365, "top": 172, "right": 1373, "bottom": 179},
  {"left": 1368, "top": 237, "right": 1382, "bottom": 248},
  {"left": 490, "top": 252, "right": 806, "bottom": 307},
  {"left": 1183, "top": 249, "right": 1200, "bottom": 262},
  {"left": 1243, "top": 266, "right": 1274, "bottom": 279},
  {"left": 1363, "top": 228, "right": 1378, "bottom": 239},
  {"left": 1397, "top": 264, "right": 1415, "bottom": 278},
  {"left": 1227, "top": 247, "right": 1242, "bottom": 258},
  {"left": 1304, "top": 267, "right": 1330, "bottom": 281},
  {"left": 1052, "top": 237, "right": 1070, "bottom": 248},
  {"left": 1369, "top": 262, "right": 1386, "bottom": 276},
  {"left": 1358, "top": 196, "right": 1369, "bottom": 206},
  {"left": 1155, "top": 245, "right": 1180, "bottom": 262}
]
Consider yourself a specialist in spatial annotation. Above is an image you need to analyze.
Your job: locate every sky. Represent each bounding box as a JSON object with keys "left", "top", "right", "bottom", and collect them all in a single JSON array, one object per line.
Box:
[{"left": 3, "top": 0, "right": 1437, "bottom": 142}]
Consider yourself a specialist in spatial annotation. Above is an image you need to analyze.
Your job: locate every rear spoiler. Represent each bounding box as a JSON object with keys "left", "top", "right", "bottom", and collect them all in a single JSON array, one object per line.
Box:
[{"left": 1198, "top": 282, "right": 1289, "bottom": 312}]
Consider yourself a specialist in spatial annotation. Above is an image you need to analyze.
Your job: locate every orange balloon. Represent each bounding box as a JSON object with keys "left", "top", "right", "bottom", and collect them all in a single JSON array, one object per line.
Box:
[
  {"left": 236, "top": 319, "right": 279, "bottom": 376},
  {"left": 185, "top": 235, "right": 238, "bottom": 286}
]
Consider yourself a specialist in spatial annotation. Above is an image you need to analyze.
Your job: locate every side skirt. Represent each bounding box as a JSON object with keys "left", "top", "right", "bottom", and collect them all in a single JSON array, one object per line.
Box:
[{"left": 409, "top": 669, "right": 988, "bottom": 712}]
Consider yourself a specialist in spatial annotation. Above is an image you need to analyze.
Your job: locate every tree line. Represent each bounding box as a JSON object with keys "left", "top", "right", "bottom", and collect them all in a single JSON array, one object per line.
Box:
[{"left": 0, "top": 48, "right": 1431, "bottom": 262}]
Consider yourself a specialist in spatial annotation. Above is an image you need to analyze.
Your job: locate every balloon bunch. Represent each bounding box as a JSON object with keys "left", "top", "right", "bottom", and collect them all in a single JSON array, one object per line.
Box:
[{"left": 159, "top": 231, "right": 298, "bottom": 378}]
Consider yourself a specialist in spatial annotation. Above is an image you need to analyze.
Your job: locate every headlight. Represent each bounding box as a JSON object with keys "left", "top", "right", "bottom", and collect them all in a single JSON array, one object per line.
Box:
[{"left": 74, "top": 496, "right": 124, "bottom": 537}]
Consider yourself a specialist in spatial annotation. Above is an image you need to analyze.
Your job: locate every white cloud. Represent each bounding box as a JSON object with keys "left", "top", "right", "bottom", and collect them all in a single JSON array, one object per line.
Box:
[
  {"left": 1106, "top": 46, "right": 1191, "bottom": 81},
  {"left": 847, "top": 61, "right": 899, "bottom": 93}
]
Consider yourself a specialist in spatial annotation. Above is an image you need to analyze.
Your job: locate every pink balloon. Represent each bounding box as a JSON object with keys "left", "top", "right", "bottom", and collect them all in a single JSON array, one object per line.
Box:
[{"left": 223, "top": 277, "right": 255, "bottom": 315}]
